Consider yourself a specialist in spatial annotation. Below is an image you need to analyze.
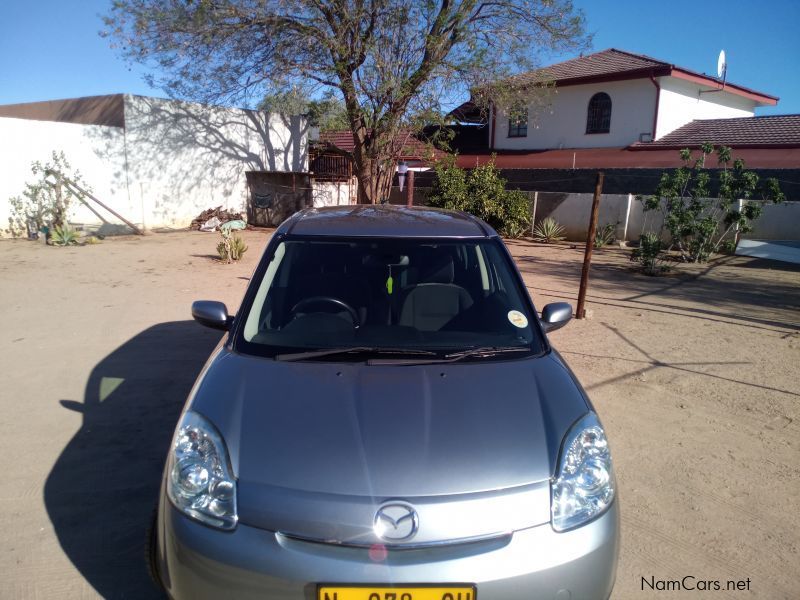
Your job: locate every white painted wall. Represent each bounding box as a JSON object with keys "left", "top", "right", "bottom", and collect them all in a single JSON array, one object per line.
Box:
[
  {"left": 312, "top": 179, "right": 356, "bottom": 207},
  {"left": 0, "top": 116, "right": 129, "bottom": 234},
  {"left": 0, "top": 95, "right": 307, "bottom": 235},
  {"left": 492, "top": 79, "right": 657, "bottom": 150},
  {"left": 123, "top": 95, "right": 307, "bottom": 229},
  {"left": 655, "top": 76, "right": 756, "bottom": 139}
]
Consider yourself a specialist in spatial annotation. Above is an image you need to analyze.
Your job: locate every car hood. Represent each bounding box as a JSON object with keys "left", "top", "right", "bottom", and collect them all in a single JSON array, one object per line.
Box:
[{"left": 190, "top": 349, "right": 590, "bottom": 542}]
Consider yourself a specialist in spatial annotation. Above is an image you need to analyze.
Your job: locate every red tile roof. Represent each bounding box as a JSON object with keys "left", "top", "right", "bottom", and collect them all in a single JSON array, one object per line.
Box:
[
  {"left": 632, "top": 115, "right": 800, "bottom": 148},
  {"left": 510, "top": 48, "right": 664, "bottom": 86},
  {"left": 318, "top": 129, "right": 446, "bottom": 162},
  {"left": 500, "top": 49, "right": 777, "bottom": 105}
]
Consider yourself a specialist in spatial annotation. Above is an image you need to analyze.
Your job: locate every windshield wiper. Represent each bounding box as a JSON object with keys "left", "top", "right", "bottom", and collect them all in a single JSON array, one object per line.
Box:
[
  {"left": 367, "top": 345, "right": 534, "bottom": 366},
  {"left": 275, "top": 346, "right": 439, "bottom": 362},
  {"left": 443, "top": 346, "right": 532, "bottom": 361}
]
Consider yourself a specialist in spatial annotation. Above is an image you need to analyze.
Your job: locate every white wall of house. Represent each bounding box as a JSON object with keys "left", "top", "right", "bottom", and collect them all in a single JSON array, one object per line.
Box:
[
  {"left": 1, "top": 95, "right": 307, "bottom": 235},
  {"left": 492, "top": 79, "right": 658, "bottom": 150},
  {"left": 655, "top": 77, "right": 756, "bottom": 139}
]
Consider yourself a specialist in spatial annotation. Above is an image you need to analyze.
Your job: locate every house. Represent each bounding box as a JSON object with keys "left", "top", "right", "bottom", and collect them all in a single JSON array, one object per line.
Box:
[
  {"left": 0, "top": 94, "right": 307, "bottom": 233},
  {"left": 455, "top": 48, "right": 778, "bottom": 148}
]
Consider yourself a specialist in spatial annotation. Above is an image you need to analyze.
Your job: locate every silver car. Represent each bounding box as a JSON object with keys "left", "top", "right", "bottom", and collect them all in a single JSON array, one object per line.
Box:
[{"left": 150, "top": 206, "right": 619, "bottom": 600}]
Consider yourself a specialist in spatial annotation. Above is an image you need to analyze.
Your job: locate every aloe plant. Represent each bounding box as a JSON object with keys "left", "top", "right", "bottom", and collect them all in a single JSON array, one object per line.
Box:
[
  {"left": 49, "top": 224, "right": 79, "bottom": 246},
  {"left": 217, "top": 231, "right": 248, "bottom": 263},
  {"left": 594, "top": 223, "right": 616, "bottom": 248},
  {"left": 532, "top": 217, "right": 566, "bottom": 243}
]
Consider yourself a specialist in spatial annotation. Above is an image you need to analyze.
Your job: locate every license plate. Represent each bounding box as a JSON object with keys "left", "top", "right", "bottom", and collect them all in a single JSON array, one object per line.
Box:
[{"left": 318, "top": 586, "right": 476, "bottom": 600}]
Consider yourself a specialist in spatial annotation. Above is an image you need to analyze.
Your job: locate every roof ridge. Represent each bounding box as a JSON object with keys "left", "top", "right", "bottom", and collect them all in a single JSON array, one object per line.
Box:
[
  {"left": 604, "top": 47, "right": 669, "bottom": 66},
  {"left": 692, "top": 114, "right": 800, "bottom": 121}
]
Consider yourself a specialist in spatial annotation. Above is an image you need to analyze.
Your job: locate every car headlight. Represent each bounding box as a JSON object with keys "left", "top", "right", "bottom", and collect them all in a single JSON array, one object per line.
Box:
[
  {"left": 166, "top": 410, "right": 238, "bottom": 530},
  {"left": 551, "top": 412, "right": 615, "bottom": 532}
]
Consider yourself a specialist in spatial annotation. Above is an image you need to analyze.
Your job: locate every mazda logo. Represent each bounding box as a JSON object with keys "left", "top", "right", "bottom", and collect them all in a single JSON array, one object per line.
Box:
[{"left": 373, "top": 503, "right": 419, "bottom": 541}]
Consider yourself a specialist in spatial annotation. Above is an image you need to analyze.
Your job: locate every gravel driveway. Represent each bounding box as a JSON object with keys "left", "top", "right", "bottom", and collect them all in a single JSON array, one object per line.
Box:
[{"left": 1, "top": 231, "right": 798, "bottom": 599}]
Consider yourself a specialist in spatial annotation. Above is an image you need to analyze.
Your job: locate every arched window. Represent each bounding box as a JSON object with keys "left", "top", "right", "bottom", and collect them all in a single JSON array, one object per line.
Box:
[{"left": 586, "top": 93, "right": 612, "bottom": 134}]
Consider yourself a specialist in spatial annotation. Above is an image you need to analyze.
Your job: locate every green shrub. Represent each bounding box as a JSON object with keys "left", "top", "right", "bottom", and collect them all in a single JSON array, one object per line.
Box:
[
  {"left": 631, "top": 232, "right": 668, "bottom": 275},
  {"left": 720, "top": 239, "right": 738, "bottom": 254},
  {"left": 594, "top": 223, "right": 616, "bottom": 248},
  {"left": 7, "top": 151, "right": 91, "bottom": 237},
  {"left": 639, "top": 144, "right": 784, "bottom": 263},
  {"left": 427, "top": 157, "right": 531, "bottom": 237},
  {"left": 49, "top": 224, "right": 79, "bottom": 246},
  {"left": 532, "top": 217, "right": 566, "bottom": 243}
]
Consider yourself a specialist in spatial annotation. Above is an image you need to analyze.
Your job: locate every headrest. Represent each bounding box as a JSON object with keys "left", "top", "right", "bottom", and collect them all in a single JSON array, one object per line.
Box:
[{"left": 420, "top": 253, "right": 455, "bottom": 284}]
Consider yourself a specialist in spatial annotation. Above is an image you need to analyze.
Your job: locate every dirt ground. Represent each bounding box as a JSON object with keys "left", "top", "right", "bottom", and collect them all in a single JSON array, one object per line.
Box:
[{"left": 0, "top": 230, "right": 798, "bottom": 599}]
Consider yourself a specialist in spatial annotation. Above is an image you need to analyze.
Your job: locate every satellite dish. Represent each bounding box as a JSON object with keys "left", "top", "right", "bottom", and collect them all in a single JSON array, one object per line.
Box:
[{"left": 717, "top": 50, "right": 727, "bottom": 81}]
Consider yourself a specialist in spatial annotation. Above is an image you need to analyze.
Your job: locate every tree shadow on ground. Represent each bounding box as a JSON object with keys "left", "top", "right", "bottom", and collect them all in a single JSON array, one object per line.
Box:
[
  {"left": 44, "top": 321, "right": 222, "bottom": 599},
  {"left": 515, "top": 251, "right": 800, "bottom": 333}
]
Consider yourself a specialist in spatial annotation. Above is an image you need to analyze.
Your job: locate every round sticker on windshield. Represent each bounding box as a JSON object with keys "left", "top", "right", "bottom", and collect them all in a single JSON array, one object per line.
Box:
[{"left": 507, "top": 310, "right": 528, "bottom": 328}]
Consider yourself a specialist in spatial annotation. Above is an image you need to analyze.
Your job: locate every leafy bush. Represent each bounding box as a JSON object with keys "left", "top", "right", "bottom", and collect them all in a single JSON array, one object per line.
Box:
[
  {"left": 640, "top": 144, "right": 784, "bottom": 263},
  {"left": 427, "top": 157, "right": 531, "bottom": 237},
  {"left": 720, "top": 239, "right": 738, "bottom": 254},
  {"left": 532, "top": 217, "right": 566, "bottom": 243},
  {"left": 594, "top": 223, "right": 616, "bottom": 248},
  {"left": 49, "top": 224, "right": 79, "bottom": 246},
  {"left": 630, "top": 232, "right": 668, "bottom": 276},
  {"left": 7, "top": 151, "right": 91, "bottom": 237},
  {"left": 217, "top": 231, "right": 248, "bottom": 263}
]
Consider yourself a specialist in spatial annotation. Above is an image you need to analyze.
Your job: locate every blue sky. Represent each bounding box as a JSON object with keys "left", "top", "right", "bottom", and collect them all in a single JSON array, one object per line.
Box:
[{"left": 1, "top": 0, "right": 798, "bottom": 115}]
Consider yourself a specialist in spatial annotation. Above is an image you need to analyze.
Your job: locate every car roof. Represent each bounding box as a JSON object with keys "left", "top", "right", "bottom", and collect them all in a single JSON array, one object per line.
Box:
[{"left": 276, "top": 205, "right": 497, "bottom": 238}]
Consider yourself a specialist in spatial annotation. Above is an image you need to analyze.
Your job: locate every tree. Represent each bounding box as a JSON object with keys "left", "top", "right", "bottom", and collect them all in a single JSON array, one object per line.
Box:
[
  {"left": 7, "top": 152, "right": 92, "bottom": 238},
  {"left": 640, "top": 144, "right": 784, "bottom": 263},
  {"left": 427, "top": 157, "right": 530, "bottom": 237},
  {"left": 104, "top": 1, "right": 587, "bottom": 203}
]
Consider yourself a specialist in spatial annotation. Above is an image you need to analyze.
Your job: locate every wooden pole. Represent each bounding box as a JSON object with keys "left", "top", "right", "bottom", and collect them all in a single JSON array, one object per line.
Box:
[
  {"left": 576, "top": 172, "right": 604, "bottom": 319},
  {"left": 406, "top": 169, "right": 415, "bottom": 207},
  {"left": 60, "top": 176, "right": 144, "bottom": 235}
]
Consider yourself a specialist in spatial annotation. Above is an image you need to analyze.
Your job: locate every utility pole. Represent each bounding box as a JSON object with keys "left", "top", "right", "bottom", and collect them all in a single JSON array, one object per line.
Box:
[{"left": 576, "top": 172, "right": 604, "bottom": 319}]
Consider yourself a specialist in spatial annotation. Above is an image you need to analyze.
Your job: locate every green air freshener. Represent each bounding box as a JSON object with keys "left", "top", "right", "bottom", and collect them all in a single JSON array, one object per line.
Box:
[{"left": 386, "top": 275, "right": 394, "bottom": 295}]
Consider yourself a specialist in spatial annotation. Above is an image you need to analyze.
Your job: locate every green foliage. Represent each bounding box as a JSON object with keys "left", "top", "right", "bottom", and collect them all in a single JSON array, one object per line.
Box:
[
  {"left": 217, "top": 231, "right": 248, "bottom": 263},
  {"left": 427, "top": 158, "right": 531, "bottom": 238},
  {"left": 720, "top": 239, "right": 738, "bottom": 254},
  {"left": 640, "top": 145, "right": 784, "bottom": 263},
  {"left": 532, "top": 217, "right": 566, "bottom": 243},
  {"left": 49, "top": 224, "right": 80, "bottom": 246},
  {"left": 259, "top": 89, "right": 349, "bottom": 131},
  {"left": 7, "top": 151, "right": 91, "bottom": 237},
  {"left": 630, "top": 232, "right": 668, "bottom": 276},
  {"left": 593, "top": 223, "right": 616, "bottom": 248}
]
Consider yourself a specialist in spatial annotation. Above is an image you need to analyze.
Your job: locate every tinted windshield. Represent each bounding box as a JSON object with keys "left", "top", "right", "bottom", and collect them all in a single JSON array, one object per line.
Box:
[{"left": 237, "top": 236, "right": 542, "bottom": 358}]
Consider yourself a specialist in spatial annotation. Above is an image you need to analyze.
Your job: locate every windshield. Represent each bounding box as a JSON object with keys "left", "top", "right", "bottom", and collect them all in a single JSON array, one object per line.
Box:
[{"left": 237, "top": 236, "right": 543, "bottom": 359}]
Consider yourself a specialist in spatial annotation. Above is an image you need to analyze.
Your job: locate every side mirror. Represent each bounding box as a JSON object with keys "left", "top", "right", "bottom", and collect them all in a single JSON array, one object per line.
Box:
[
  {"left": 192, "top": 300, "right": 231, "bottom": 331},
  {"left": 541, "top": 302, "right": 573, "bottom": 333}
]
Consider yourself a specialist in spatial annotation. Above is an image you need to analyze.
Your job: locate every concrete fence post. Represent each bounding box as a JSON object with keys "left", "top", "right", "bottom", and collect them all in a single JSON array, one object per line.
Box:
[
  {"left": 531, "top": 191, "right": 538, "bottom": 236},
  {"left": 622, "top": 193, "right": 634, "bottom": 241}
]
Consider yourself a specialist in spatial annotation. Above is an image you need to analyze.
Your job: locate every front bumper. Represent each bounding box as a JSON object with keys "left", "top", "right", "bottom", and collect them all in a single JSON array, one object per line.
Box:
[{"left": 158, "top": 499, "right": 619, "bottom": 600}]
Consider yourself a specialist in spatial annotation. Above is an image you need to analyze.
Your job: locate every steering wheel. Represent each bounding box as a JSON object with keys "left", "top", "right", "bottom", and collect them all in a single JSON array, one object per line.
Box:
[{"left": 290, "top": 296, "right": 360, "bottom": 328}]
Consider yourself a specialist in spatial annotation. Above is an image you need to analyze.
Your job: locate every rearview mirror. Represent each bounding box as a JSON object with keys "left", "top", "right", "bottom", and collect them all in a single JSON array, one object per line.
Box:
[
  {"left": 541, "top": 302, "right": 572, "bottom": 333},
  {"left": 192, "top": 300, "right": 231, "bottom": 331}
]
